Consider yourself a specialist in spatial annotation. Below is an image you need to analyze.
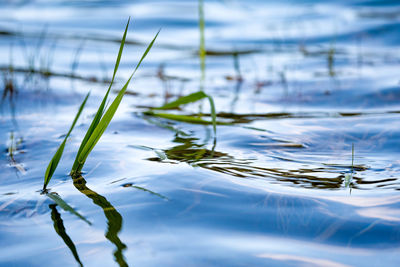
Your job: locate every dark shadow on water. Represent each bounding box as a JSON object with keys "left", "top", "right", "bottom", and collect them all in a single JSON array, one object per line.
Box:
[
  {"left": 49, "top": 204, "right": 83, "bottom": 267},
  {"left": 73, "top": 176, "right": 128, "bottom": 267}
]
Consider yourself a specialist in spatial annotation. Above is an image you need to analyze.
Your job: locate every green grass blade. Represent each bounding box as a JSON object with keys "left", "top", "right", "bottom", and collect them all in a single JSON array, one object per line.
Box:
[
  {"left": 71, "top": 19, "right": 131, "bottom": 174},
  {"left": 150, "top": 90, "right": 217, "bottom": 136},
  {"left": 144, "top": 111, "right": 226, "bottom": 126},
  {"left": 205, "top": 94, "right": 217, "bottom": 135},
  {"left": 66, "top": 92, "right": 90, "bottom": 136},
  {"left": 198, "top": 0, "right": 206, "bottom": 86},
  {"left": 76, "top": 77, "right": 133, "bottom": 169},
  {"left": 154, "top": 91, "right": 207, "bottom": 110},
  {"left": 111, "top": 17, "right": 130, "bottom": 83},
  {"left": 132, "top": 29, "right": 160, "bottom": 76},
  {"left": 43, "top": 92, "right": 89, "bottom": 190},
  {"left": 72, "top": 30, "right": 159, "bottom": 175}
]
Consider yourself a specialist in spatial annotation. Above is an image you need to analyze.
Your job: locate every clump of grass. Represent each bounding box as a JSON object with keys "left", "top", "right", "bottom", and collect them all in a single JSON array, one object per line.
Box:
[
  {"left": 69, "top": 19, "right": 159, "bottom": 178},
  {"left": 43, "top": 19, "right": 159, "bottom": 188}
]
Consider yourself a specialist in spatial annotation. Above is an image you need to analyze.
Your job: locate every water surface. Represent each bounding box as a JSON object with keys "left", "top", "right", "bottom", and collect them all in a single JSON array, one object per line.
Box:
[{"left": 0, "top": 0, "right": 400, "bottom": 266}]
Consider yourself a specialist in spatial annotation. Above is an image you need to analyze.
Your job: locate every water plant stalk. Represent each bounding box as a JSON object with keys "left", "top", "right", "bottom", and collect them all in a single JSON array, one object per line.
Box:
[
  {"left": 199, "top": 0, "right": 206, "bottom": 89},
  {"left": 43, "top": 92, "right": 90, "bottom": 191},
  {"left": 70, "top": 19, "right": 159, "bottom": 177}
]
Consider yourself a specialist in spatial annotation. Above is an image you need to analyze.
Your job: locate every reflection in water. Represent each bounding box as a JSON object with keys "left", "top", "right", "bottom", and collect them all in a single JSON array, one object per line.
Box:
[
  {"left": 144, "top": 133, "right": 367, "bottom": 190},
  {"left": 49, "top": 204, "right": 83, "bottom": 267},
  {"left": 122, "top": 183, "right": 169, "bottom": 201},
  {"left": 73, "top": 176, "right": 128, "bottom": 267},
  {"left": 47, "top": 192, "right": 92, "bottom": 225},
  {"left": 162, "top": 136, "right": 218, "bottom": 163}
]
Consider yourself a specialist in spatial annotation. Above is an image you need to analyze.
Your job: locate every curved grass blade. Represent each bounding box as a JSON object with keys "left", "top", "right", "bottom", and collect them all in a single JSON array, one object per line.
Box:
[
  {"left": 149, "top": 90, "right": 217, "bottom": 136},
  {"left": 71, "top": 30, "right": 160, "bottom": 176},
  {"left": 154, "top": 91, "right": 208, "bottom": 110},
  {"left": 205, "top": 93, "right": 216, "bottom": 135},
  {"left": 71, "top": 19, "right": 131, "bottom": 174},
  {"left": 144, "top": 111, "right": 225, "bottom": 126},
  {"left": 43, "top": 92, "right": 90, "bottom": 191}
]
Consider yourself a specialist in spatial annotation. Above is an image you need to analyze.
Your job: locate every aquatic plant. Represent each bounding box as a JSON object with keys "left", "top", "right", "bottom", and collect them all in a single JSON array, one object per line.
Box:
[
  {"left": 7, "top": 131, "right": 26, "bottom": 174},
  {"left": 198, "top": 0, "right": 206, "bottom": 86},
  {"left": 43, "top": 19, "right": 158, "bottom": 189},
  {"left": 69, "top": 19, "right": 159, "bottom": 177},
  {"left": 145, "top": 90, "right": 217, "bottom": 136},
  {"left": 344, "top": 144, "right": 354, "bottom": 188},
  {"left": 43, "top": 92, "right": 90, "bottom": 191}
]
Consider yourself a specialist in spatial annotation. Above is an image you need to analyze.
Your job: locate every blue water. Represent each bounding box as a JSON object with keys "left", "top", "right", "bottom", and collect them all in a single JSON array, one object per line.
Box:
[{"left": 0, "top": 0, "right": 400, "bottom": 266}]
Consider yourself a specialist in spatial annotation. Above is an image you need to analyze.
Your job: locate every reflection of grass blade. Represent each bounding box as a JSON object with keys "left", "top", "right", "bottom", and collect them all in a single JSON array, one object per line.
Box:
[
  {"left": 49, "top": 204, "right": 83, "bottom": 267},
  {"left": 47, "top": 192, "right": 91, "bottom": 225},
  {"left": 123, "top": 183, "right": 169, "bottom": 200},
  {"left": 129, "top": 145, "right": 167, "bottom": 160},
  {"left": 71, "top": 19, "right": 131, "bottom": 175},
  {"left": 73, "top": 176, "right": 127, "bottom": 266},
  {"left": 43, "top": 92, "right": 90, "bottom": 190},
  {"left": 70, "top": 25, "right": 160, "bottom": 177}
]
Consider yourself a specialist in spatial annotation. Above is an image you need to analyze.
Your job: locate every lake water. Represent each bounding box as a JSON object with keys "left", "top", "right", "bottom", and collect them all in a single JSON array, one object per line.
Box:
[{"left": 0, "top": 0, "right": 399, "bottom": 266}]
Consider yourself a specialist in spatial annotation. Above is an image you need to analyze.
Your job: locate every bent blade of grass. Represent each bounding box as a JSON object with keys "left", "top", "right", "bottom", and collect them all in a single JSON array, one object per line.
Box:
[
  {"left": 206, "top": 94, "right": 216, "bottom": 135},
  {"left": 154, "top": 91, "right": 208, "bottom": 110},
  {"left": 43, "top": 92, "right": 90, "bottom": 191},
  {"left": 71, "top": 19, "right": 130, "bottom": 174},
  {"left": 72, "top": 30, "right": 160, "bottom": 175},
  {"left": 144, "top": 111, "right": 225, "bottom": 126},
  {"left": 151, "top": 90, "right": 217, "bottom": 136}
]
